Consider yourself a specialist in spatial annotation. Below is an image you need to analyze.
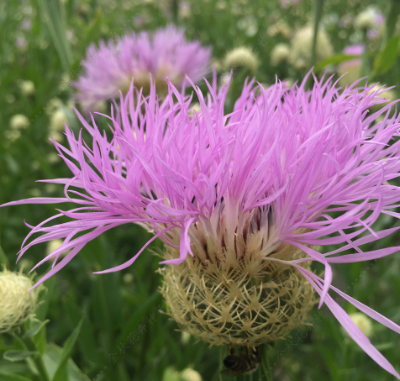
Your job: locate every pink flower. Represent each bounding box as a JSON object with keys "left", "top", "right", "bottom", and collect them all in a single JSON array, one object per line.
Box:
[
  {"left": 73, "top": 26, "right": 211, "bottom": 113},
  {"left": 4, "top": 74, "right": 400, "bottom": 377}
]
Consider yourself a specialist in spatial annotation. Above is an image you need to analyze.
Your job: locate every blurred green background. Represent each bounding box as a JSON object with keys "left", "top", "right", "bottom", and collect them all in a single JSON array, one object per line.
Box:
[{"left": 1, "top": 0, "right": 400, "bottom": 380}]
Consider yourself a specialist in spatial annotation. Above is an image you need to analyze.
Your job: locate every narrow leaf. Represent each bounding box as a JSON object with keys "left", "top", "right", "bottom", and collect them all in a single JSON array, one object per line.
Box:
[
  {"left": 0, "top": 371, "right": 32, "bottom": 381},
  {"left": 23, "top": 320, "right": 49, "bottom": 339},
  {"left": 3, "top": 351, "right": 38, "bottom": 362},
  {"left": 373, "top": 35, "right": 400, "bottom": 75},
  {"left": 51, "top": 317, "right": 84, "bottom": 381},
  {"left": 315, "top": 54, "right": 357, "bottom": 72}
]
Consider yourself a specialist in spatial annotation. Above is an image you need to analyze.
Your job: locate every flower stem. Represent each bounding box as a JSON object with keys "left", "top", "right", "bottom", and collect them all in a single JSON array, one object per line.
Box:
[
  {"left": 248, "top": 370, "right": 253, "bottom": 381},
  {"left": 219, "top": 347, "right": 223, "bottom": 381},
  {"left": 310, "top": 0, "right": 325, "bottom": 67},
  {"left": 359, "top": 30, "right": 370, "bottom": 84},
  {"left": 261, "top": 349, "right": 273, "bottom": 381}
]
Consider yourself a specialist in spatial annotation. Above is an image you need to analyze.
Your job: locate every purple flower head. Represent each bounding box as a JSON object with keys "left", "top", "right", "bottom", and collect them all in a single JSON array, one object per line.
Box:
[
  {"left": 368, "top": 29, "right": 379, "bottom": 41},
  {"left": 73, "top": 26, "right": 211, "bottom": 113},
  {"left": 4, "top": 74, "right": 400, "bottom": 377},
  {"left": 375, "top": 12, "right": 385, "bottom": 26},
  {"left": 15, "top": 37, "right": 27, "bottom": 49},
  {"left": 21, "top": 19, "right": 32, "bottom": 31}
]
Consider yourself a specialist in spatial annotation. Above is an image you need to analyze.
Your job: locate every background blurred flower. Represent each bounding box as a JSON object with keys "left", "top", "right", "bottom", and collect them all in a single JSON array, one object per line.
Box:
[
  {"left": 178, "top": 2, "right": 191, "bottom": 19},
  {"left": 0, "top": 269, "right": 38, "bottom": 333},
  {"left": 349, "top": 313, "right": 373, "bottom": 338},
  {"left": 180, "top": 368, "right": 202, "bottom": 381},
  {"left": 289, "top": 26, "right": 333, "bottom": 69},
  {"left": 223, "top": 46, "right": 259, "bottom": 73},
  {"left": 49, "top": 106, "right": 71, "bottom": 143},
  {"left": 267, "top": 20, "right": 292, "bottom": 38},
  {"left": 18, "top": 79, "right": 35, "bottom": 96},
  {"left": 279, "top": 0, "right": 301, "bottom": 8},
  {"left": 15, "top": 36, "right": 27, "bottom": 51},
  {"left": 10, "top": 114, "right": 29, "bottom": 130},
  {"left": 163, "top": 367, "right": 180, "bottom": 381},
  {"left": 73, "top": 26, "right": 211, "bottom": 113},
  {"left": 355, "top": 6, "right": 384, "bottom": 31},
  {"left": 337, "top": 44, "right": 364, "bottom": 86},
  {"left": 271, "top": 43, "right": 290, "bottom": 66},
  {"left": 21, "top": 18, "right": 32, "bottom": 31},
  {"left": 47, "top": 239, "right": 70, "bottom": 257}
]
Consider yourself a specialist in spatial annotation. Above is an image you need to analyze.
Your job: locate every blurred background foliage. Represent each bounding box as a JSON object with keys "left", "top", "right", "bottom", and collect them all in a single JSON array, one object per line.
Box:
[{"left": 1, "top": 0, "right": 400, "bottom": 380}]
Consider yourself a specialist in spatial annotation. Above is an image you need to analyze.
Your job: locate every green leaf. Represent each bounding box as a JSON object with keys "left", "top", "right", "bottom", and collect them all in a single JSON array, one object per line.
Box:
[
  {"left": 64, "top": 300, "right": 102, "bottom": 364},
  {"left": 3, "top": 351, "right": 38, "bottom": 362},
  {"left": 43, "top": 344, "right": 90, "bottom": 381},
  {"left": 23, "top": 320, "right": 49, "bottom": 339},
  {"left": 373, "top": 35, "right": 400, "bottom": 76},
  {"left": 0, "top": 370, "right": 32, "bottom": 381},
  {"left": 314, "top": 54, "right": 358, "bottom": 72},
  {"left": 51, "top": 317, "right": 84, "bottom": 381},
  {"left": 115, "top": 290, "right": 161, "bottom": 345},
  {"left": 33, "top": 324, "right": 48, "bottom": 357}
]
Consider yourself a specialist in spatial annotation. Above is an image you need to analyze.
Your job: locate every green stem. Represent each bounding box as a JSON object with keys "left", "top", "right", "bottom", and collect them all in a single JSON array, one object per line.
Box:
[
  {"left": 261, "top": 349, "right": 273, "bottom": 381},
  {"left": 219, "top": 347, "right": 223, "bottom": 381},
  {"left": 359, "top": 30, "right": 370, "bottom": 85},
  {"left": 385, "top": 0, "right": 400, "bottom": 44},
  {"left": 20, "top": 330, "right": 50, "bottom": 381},
  {"left": 171, "top": 0, "right": 179, "bottom": 24},
  {"left": 310, "top": 0, "right": 325, "bottom": 67}
]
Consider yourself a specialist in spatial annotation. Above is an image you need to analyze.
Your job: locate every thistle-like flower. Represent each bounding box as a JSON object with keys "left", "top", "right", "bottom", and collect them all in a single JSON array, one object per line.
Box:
[
  {"left": 0, "top": 269, "right": 38, "bottom": 333},
  {"left": 73, "top": 26, "right": 211, "bottom": 113},
  {"left": 3, "top": 74, "right": 400, "bottom": 377}
]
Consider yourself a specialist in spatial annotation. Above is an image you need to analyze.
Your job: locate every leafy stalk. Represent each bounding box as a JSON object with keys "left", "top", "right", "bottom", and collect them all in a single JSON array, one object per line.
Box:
[
  {"left": 20, "top": 329, "right": 50, "bottom": 381},
  {"left": 37, "top": 0, "right": 73, "bottom": 73}
]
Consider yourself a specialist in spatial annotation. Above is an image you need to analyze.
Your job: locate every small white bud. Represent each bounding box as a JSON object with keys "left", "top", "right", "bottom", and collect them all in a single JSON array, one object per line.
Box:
[
  {"left": 224, "top": 47, "right": 259, "bottom": 73},
  {"left": 349, "top": 313, "right": 373, "bottom": 337},
  {"left": 10, "top": 114, "right": 30, "bottom": 130},
  {"left": 271, "top": 43, "right": 290, "bottom": 66},
  {"left": 180, "top": 368, "right": 202, "bottom": 381},
  {"left": 18, "top": 80, "right": 35, "bottom": 96},
  {"left": 47, "top": 239, "right": 70, "bottom": 257}
]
